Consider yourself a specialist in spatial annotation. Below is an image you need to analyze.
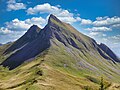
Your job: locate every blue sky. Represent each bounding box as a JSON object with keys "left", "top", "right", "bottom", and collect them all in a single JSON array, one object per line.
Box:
[{"left": 0, "top": 0, "right": 120, "bottom": 57}]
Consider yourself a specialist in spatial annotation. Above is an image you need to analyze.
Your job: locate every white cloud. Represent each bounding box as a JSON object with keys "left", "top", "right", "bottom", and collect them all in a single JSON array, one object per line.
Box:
[
  {"left": 27, "top": 3, "right": 61, "bottom": 15},
  {"left": 0, "top": 27, "right": 12, "bottom": 34},
  {"left": 57, "top": 17, "right": 77, "bottom": 23},
  {"left": 81, "top": 19, "right": 92, "bottom": 25},
  {"left": 80, "top": 16, "right": 120, "bottom": 33},
  {"left": 26, "top": 3, "right": 78, "bottom": 24},
  {"left": 76, "top": 17, "right": 81, "bottom": 21},
  {"left": 100, "top": 35, "right": 120, "bottom": 45},
  {"left": 108, "top": 35, "right": 120, "bottom": 41},
  {"left": 85, "top": 27, "right": 112, "bottom": 32},
  {"left": 6, "top": 18, "right": 30, "bottom": 30},
  {"left": 7, "top": 0, "right": 26, "bottom": 11},
  {"left": 25, "top": 17, "right": 46, "bottom": 28},
  {"left": 5, "top": 17, "right": 46, "bottom": 31},
  {"left": 89, "top": 32, "right": 100, "bottom": 36},
  {"left": 0, "top": 26, "right": 25, "bottom": 44},
  {"left": 80, "top": 16, "right": 120, "bottom": 27},
  {"left": 88, "top": 32, "right": 107, "bottom": 39},
  {"left": 93, "top": 16, "right": 120, "bottom": 26},
  {"left": 0, "top": 31, "right": 26, "bottom": 44},
  {"left": 111, "top": 24, "right": 120, "bottom": 29},
  {"left": 7, "top": 0, "right": 16, "bottom": 3},
  {"left": 103, "top": 34, "right": 107, "bottom": 36},
  {"left": 96, "top": 16, "right": 109, "bottom": 21}
]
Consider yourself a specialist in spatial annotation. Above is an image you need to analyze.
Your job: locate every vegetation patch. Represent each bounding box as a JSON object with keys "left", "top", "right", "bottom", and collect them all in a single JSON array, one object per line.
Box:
[{"left": 86, "top": 75, "right": 100, "bottom": 84}]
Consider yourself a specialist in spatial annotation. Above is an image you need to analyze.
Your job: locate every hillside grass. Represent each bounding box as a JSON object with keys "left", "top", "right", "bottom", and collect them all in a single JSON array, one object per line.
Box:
[{"left": 0, "top": 49, "right": 120, "bottom": 90}]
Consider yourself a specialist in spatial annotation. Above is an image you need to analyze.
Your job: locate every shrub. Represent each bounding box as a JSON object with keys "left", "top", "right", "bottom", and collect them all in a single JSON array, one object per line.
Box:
[
  {"left": 99, "top": 77, "right": 104, "bottom": 90},
  {"left": 36, "top": 69, "right": 43, "bottom": 76}
]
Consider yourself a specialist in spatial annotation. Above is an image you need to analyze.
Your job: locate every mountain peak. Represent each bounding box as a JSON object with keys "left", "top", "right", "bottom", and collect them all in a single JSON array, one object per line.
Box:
[
  {"left": 27, "top": 24, "right": 40, "bottom": 34},
  {"left": 48, "top": 14, "right": 62, "bottom": 24},
  {"left": 49, "top": 14, "right": 56, "bottom": 19},
  {"left": 29, "top": 24, "right": 39, "bottom": 31},
  {"left": 3, "top": 24, "right": 41, "bottom": 55},
  {"left": 30, "top": 24, "right": 38, "bottom": 28}
]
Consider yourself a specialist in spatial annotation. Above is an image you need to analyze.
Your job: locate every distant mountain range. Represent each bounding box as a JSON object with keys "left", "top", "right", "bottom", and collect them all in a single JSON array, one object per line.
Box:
[{"left": 0, "top": 14, "right": 120, "bottom": 90}]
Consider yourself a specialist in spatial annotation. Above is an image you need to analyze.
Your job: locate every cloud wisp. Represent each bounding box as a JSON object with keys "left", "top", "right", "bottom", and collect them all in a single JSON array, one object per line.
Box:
[
  {"left": 0, "top": 27, "right": 12, "bottom": 34},
  {"left": 5, "top": 16, "right": 46, "bottom": 31},
  {"left": 7, "top": 0, "right": 26, "bottom": 11},
  {"left": 85, "top": 27, "right": 112, "bottom": 32},
  {"left": 81, "top": 16, "right": 120, "bottom": 32},
  {"left": 26, "top": 3, "right": 79, "bottom": 23}
]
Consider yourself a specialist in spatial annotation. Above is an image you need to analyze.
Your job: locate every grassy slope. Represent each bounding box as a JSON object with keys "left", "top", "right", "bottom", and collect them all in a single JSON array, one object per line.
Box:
[
  {"left": 0, "top": 55, "right": 109, "bottom": 90},
  {"left": 0, "top": 43, "right": 13, "bottom": 64},
  {"left": 0, "top": 43, "right": 120, "bottom": 90},
  {"left": 49, "top": 17, "right": 120, "bottom": 82}
]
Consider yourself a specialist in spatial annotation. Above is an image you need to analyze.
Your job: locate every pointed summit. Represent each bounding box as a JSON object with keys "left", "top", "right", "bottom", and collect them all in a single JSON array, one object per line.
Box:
[
  {"left": 25, "top": 25, "right": 41, "bottom": 38},
  {"left": 49, "top": 14, "right": 58, "bottom": 20},
  {"left": 28, "top": 25, "right": 39, "bottom": 30},
  {"left": 48, "top": 14, "right": 62, "bottom": 24}
]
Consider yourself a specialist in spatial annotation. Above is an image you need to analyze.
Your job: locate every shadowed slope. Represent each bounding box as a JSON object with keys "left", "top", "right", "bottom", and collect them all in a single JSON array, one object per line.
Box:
[
  {"left": 99, "top": 43, "right": 120, "bottom": 62},
  {"left": 1, "top": 14, "right": 63, "bottom": 69},
  {"left": 4, "top": 25, "right": 41, "bottom": 55}
]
